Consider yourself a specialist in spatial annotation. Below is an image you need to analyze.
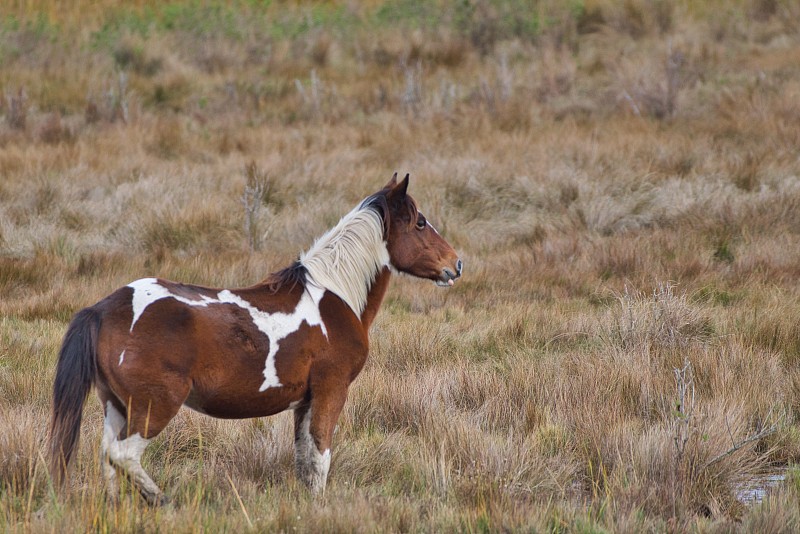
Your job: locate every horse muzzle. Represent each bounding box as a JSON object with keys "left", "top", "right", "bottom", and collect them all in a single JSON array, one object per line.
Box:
[{"left": 436, "top": 259, "right": 463, "bottom": 287}]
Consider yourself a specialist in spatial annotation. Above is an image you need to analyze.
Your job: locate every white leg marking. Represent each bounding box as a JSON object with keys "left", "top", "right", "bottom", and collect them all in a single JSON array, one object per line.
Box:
[
  {"left": 102, "top": 402, "right": 126, "bottom": 495},
  {"left": 127, "top": 278, "right": 329, "bottom": 392},
  {"left": 318, "top": 449, "right": 331, "bottom": 490},
  {"left": 118, "top": 350, "right": 125, "bottom": 366},
  {"left": 102, "top": 402, "right": 126, "bottom": 452},
  {"left": 108, "top": 433, "right": 163, "bottom": 502},
  {"left": 295, "top": 408, "right": 331, "bottom": 494},
  {"left": 102, "top": 401, "right": 163, "bottom": 502}
]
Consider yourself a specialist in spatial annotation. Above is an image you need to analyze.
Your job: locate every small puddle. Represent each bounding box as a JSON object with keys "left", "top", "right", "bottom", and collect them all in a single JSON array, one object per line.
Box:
[{"left": 736, "top": 470, "right": 787, "bottom": 505}]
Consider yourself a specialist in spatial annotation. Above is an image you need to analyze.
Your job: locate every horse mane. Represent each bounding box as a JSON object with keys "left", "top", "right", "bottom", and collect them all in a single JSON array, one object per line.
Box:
[
  {"left": 358, "top": 188, "right": 419, "bottom": 236},
  {"left": 265, "top": 261, "right": 307, "bottom": 292},
  {"left": 299, "top": 196, "right": 395, "bottom": 317}
]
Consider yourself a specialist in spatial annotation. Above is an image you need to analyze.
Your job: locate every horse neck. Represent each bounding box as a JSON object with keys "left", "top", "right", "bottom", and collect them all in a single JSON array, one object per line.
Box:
[
  {"left": 300, "top": 207, "right": 389, "bottom": 318},
  {"left": 360, "top": 267, "right": 391, "bottom": 330}
]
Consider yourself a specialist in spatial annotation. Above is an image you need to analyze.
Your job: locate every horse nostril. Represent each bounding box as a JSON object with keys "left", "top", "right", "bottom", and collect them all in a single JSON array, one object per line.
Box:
[{"left": 456, "top": 259, "right": 463, "bottom": 276}]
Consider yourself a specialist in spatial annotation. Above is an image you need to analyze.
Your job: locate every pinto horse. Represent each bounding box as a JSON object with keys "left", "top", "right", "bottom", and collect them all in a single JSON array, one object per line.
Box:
[{"left": 49, "top": 174, "right": 462, "bottom": 504}]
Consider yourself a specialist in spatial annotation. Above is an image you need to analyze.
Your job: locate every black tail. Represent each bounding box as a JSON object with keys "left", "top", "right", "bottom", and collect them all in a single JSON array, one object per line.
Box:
[{"left": 49, "top": 307, "right": 101, "bottom": 487}]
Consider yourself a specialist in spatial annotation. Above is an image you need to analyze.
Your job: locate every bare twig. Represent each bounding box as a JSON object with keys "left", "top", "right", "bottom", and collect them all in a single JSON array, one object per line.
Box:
[
  {"left": 724, "top": 415, "right": 736, "bottom": 448},
  {"left": 621, "top": 90, "right": 641, "bottom": 117},
  {"left": 295, "top": 69, "right": 323, "bottom": 118},
  {"left": 672, "top": 358, "right": 695, "bottom": 463},
  {"left": 702, "top": 409, "right": 782, "bottom": 471},
  {"left": 241, "top": 161, "right": 269, "bottom": 251},
  {"left": 106, "top": 72, "right": 130, "bottom": 123},
  {"left": 702, "top": 424, "right": 780, "bottom": 471},
  {"left": 497, "top": 52, "right": 512, "bottom": 101},
  {"left": 310, "top": 69, "right": 321, "bottom": 116},
  {"left": 402, "top": 59, "right": 422, "bottom": 114}
]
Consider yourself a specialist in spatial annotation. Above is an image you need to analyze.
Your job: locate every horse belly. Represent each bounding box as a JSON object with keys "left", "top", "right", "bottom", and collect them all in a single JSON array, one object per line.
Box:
[
  {"left": 182, "top": 322, "right": 321, "bottom": 419},
  {"left": 183, "top": 386, "right": 302, "bottom": 419},
  {"left": 183, "top": 350, "right": 310, "bottom": 418}
]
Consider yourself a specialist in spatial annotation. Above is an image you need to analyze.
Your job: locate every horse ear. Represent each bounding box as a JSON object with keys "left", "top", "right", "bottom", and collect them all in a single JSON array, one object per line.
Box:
[
  {"left": 393, "top": 173, "right": 409, "bottom": 197},
  {"left": 385, "top": 173, "right": 409, "bottom": 203},
  {"left": 383, "top": 172, "right": 398, "bottom": 189}
]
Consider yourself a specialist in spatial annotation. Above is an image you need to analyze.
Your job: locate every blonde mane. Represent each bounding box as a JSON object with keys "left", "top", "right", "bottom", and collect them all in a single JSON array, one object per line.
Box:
[{"left": 300, "top": 202, "right": 389, "bottom": 317}]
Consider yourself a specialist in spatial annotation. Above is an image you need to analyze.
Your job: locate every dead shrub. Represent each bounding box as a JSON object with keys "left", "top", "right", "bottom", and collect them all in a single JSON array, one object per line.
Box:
[
  {"left": 597, "top": 0, "right": 674, "bottom": 38},
  {"left": 308, "top": 31, "right": 332, "bottom": 67},
  {"left": 424, "top": 34, "right": 469, "bottom": 67},
  {"left": 149, "top": 73, "right": 192, "bottom": 111},
  {"left": 605, "top": 282, "right": 713, "bottom": 351},
  {"left": 4, "top": 88, "right": 28, "bottom": 130},
  {"left": 729, "top": 150, "right": 765, "bottom": 192},
  {"left": 37, "top": 113, "right": 73, "bottom": 145},
  {"left": 750, "top": 0, "right": 779, "bottom": 21},
  {"left": 146, "top": 115, "right": 185, "bottom": 159},
  {"left": 86, "top": 72, "right": 133, "bottom": 124},
  {"left": 613, "top": 45, "right": 688, "bottom": 120},
  {"left": 113, "top": 42, "right": 163, "bottom": 76}
]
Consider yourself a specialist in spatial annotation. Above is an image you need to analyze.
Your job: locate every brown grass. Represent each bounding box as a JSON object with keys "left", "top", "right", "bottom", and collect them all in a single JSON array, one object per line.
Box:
[{"left": 3, "top": 1, "right": 800, "bottom": 531}]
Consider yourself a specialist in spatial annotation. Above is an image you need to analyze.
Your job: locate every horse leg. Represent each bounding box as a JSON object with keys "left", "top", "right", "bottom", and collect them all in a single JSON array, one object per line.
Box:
[
  {"left": 98, "top": 392, "right": 125, "bottom": 502},
  {"left": 293, "top": 387, "right": 347, "bottom": 495},
  {"left": 103, "top": 386, "right": 188, "bottom": 506}
]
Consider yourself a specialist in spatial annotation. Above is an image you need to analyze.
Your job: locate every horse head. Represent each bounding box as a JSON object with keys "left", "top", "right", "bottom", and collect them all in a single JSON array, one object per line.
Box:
[{"left": 373, "top": 173, "right": 463, "bottom": 287}]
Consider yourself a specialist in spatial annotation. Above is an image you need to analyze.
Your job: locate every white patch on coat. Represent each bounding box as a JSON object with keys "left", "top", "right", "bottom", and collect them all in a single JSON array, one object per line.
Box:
[
  {"left": 216, "top": 285, "right": 327, "bottom": 391},
  {"left": 300, "top": 204, "right": 389, "bottom": 317},
  {"left": 128, "top": 278, "right": 217, "bottom": 331},
  {"left": 127, "top": 278, "right": 328, "bottom": 391},
  {"left": 118, "top": 350, "right": 125, "bottom": 366}
]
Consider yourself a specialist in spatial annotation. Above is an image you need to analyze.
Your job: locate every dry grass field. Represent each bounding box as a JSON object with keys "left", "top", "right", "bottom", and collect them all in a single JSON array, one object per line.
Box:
[{"left": 3, "top": 0, "right": 800, "bottom": 531}]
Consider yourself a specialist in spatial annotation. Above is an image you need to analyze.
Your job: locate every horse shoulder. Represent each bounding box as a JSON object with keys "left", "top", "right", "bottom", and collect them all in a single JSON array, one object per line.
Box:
[{"left": 315, "top": 291, "right": 371, "bottom": 381}]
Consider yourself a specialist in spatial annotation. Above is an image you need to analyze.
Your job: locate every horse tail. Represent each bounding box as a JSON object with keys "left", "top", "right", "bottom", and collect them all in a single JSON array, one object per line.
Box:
[{"left": 49, "top": 307, "right": 101, "bottom": 487}]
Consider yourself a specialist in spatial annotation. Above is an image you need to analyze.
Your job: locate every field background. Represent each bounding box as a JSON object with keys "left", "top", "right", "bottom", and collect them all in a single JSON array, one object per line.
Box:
[{"left": 3, "top": 0, "right": 800, "bottom": 531}]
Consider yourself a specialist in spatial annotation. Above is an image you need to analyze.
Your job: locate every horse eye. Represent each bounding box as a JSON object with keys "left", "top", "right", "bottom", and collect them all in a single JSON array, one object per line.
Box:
[{"left": 416, "top": 216, "right": 426, "bottom": 230}]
